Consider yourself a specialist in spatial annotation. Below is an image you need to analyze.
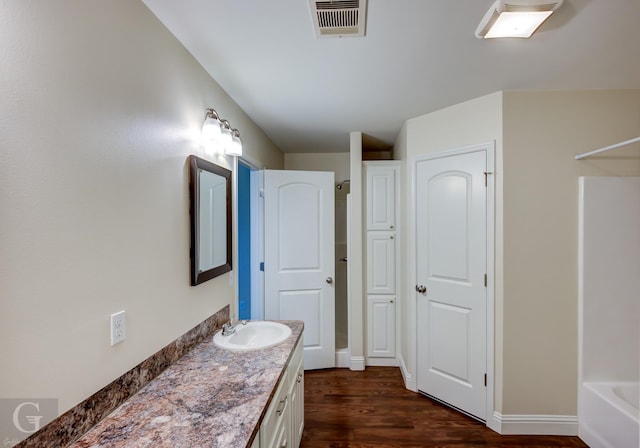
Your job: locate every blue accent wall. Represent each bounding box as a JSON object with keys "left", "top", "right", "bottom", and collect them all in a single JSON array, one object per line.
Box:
[{"left": 238, "top": 162, "right": 251, "bottom": 319}]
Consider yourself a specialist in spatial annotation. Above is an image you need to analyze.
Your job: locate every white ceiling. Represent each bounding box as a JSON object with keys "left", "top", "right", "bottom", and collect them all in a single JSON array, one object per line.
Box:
[{"left": 142, "top": 0, "right": 640, "bottom": 153}]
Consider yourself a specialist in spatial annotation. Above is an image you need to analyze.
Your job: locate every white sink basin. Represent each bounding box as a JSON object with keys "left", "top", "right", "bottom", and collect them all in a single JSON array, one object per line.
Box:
[{"left": 213, "top": 321, "right": 292, "bottom": 351}]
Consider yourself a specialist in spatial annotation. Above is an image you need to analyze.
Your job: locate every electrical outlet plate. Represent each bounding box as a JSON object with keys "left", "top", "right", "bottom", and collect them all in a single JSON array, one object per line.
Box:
[{"left": 110, "top": 310, "right": 126, "bottom": 346}]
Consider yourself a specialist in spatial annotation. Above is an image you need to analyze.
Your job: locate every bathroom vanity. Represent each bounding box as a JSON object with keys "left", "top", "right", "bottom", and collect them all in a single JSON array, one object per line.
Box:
[
  {"left": 259, "top": 327, "right": 304, "bottom": 448},
  {"left": 67, "top": 321, "right": 304, "bottom": 448}
]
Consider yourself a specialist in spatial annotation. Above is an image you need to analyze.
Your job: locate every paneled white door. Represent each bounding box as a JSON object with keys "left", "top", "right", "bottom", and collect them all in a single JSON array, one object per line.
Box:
[
  {"left": 264, "top": 170, "right": 335, "bottom": 370},
  {"left": 416, "top": 147, "right": 487, "bottom": 420}
]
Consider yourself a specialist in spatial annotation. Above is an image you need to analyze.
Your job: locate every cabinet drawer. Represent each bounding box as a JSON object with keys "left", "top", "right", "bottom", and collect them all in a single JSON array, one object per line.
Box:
[{"left": 260, "top": 368, "right": 289, "bottom": 448}]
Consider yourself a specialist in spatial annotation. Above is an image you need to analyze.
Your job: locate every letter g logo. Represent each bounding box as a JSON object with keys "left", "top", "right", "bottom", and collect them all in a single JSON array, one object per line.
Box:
[{"left": 12, "top": 402, "right": 43, "bottom": 434}]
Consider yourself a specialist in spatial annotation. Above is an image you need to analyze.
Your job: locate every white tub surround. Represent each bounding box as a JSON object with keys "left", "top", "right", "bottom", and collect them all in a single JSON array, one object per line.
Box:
[
  {"left": 580, "top": 382, "right": 639, "bottom": 448},
  {"left": 578, "top": 176, "right": 640, "bottom": 448}
]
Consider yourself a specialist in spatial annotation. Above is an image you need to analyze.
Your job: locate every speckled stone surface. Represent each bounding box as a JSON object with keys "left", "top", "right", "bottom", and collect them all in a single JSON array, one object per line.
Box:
[
  {"left": 16, "top": 306, "right": 231, "bottom": 448},
  {"left": 67, "top": 321, "right": 303, "bottom": 448}
]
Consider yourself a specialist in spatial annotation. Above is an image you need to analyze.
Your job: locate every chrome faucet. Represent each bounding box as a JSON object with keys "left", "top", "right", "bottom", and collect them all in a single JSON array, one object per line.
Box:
[{"left": 221, "top": 318, "right": 247, "bottom": 336}]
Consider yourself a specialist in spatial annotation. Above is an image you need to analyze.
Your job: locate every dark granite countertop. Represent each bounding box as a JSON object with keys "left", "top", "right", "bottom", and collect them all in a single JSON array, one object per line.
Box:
[{"left": 68, "top": 321, "right": 303, "bottom": 448}]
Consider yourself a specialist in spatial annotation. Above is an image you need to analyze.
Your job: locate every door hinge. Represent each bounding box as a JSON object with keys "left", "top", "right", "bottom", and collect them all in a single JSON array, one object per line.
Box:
[
  {"left": 259, "top": 188, "right": 264, "bottom": 198},
  {"left": 260, "top": 262, "right": 264, "bottom": 272},
  {"left": 484, "top": 373, "right": 487, "bottom": 387},
  {"left": 484, "top": 171, "right": 492, "bottom": 187},
  {"left": 484, "top": 273, "right": 487, "bottom": 287}
]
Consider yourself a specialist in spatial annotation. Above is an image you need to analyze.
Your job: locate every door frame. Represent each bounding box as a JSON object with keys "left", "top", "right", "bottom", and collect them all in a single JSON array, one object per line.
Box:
[
  {"left": 235, "top": 156, "right": 265, "bottom": 321},
  {"left": 409, "top": 141, "right": 496, "bottom": 429}
]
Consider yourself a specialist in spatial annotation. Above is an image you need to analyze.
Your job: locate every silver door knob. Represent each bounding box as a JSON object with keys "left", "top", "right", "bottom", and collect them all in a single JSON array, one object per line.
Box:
[
  {"left": 416, "top": 284, "right": 427, "bottom": 294},
  {"left": 326, "top": 277, "right": 333, "bottom": 284}
]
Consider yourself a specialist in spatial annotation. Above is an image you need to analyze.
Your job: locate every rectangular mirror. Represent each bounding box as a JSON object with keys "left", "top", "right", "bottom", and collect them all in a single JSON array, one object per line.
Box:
[{"left": 188, "top": 155, "right": 232, "bottom": 285}]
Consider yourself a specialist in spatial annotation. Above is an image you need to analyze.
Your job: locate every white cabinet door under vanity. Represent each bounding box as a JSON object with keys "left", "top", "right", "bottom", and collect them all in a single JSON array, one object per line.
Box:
[
  {"left": 260, "top": 338, "right": 304, "bottom": 448},
  {"left": 260, "top": 367, "right": 289, "bottom": 448},
  {"left": 364, "top": 161, "right": 400, "bottom": 365},
  {"left": 288, "top": 338, "right": 304, "bottom": 448}
]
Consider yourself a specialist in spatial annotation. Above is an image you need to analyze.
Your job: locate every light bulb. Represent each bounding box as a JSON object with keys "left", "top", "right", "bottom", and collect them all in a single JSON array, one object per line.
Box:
[
  {"left": 227, "top": 130, "right": 243, "bottom": 156},
  {"left": 202, "top": 116, "right": 221, "bottom": 142},
  {"left": 220, "top": 121, "right": 233, "bottom": 153}
]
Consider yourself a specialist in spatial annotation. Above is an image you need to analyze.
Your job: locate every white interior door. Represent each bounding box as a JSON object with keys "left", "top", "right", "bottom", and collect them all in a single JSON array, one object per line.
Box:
[
  {"left": 264, "top": 170, "right": 335, "bottom": 370},
  {"left": 416, "top": 148, "right": 487, "bottom": 420}
]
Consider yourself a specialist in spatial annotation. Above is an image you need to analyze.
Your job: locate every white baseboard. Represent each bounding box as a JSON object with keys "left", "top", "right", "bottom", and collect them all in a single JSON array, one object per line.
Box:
[
  {"left": 350, "top": 356, "right": 365, "bottom": 371},
  {"left": 366, "top": 357, "right": 398, "bottom": 367},
  {"left": 335, "top": 348, "right": 350, "bottom": 368},
  {"left": 492, "top": 412, "right": 578, "bottom": 436},
  {"left": 399, "top": 356, "right": 417, "bottom": 392}
]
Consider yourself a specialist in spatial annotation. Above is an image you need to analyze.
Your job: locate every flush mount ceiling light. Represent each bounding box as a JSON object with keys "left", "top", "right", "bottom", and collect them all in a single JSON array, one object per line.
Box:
[{"left": 476, "top": 0, "right": 563, "bottom": 39}]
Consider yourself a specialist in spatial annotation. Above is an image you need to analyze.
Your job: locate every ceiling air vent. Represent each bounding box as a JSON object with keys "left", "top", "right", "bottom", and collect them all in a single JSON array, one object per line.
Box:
[{"left": 308, "top": 0, "right": 367, "bottom": 38}]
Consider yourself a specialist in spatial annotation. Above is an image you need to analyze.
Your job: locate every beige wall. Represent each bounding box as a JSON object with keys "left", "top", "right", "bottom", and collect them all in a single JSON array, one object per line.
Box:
[
  {"left": 501, "top": 90, "right": 640, "bottom": 415},
  {"left": 0, "top": 0, "right": 282, "bottom": 414},
  {"left": 284, "top": 152, "right": 350, "bottom": 182},
  {"left": 403, "top": 89, "right": 640, "bottom": 420},
  {"left": 403, "top": 92, "right": 504, "bottom": 411}
]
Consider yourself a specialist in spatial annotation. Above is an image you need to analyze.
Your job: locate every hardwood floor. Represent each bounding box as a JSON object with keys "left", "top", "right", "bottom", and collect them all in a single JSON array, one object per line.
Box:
[{"left": 301, "top": 367, "right": 588, "bottom": 448}]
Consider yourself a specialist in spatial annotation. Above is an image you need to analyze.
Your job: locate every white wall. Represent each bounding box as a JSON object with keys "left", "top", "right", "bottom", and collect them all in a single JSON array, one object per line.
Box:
[
  {"left": 349, "top": 133, "right": 365, "bottom": 369},
  {"left": 0, "top": 0, "right": 282, "bottom": 415},
  {"left": 393, "top": 123, "right": 413, "bottom": 388}
]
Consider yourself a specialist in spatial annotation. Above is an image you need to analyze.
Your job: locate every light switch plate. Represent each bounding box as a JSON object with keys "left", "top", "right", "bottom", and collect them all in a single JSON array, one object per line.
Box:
[{"left": 110, "top": 310, "right": 126, "bottom": 346}]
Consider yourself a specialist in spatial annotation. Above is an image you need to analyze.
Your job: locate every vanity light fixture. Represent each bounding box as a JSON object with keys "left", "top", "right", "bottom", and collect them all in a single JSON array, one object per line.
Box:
[
  {"left": 219, "top": 120, "right": 234, "bottom": 153},
  {"left": 475, "top": 0, "right": 563, "bottom": 39},
  {"left": 201, "top": 109, "right": 243, "bottom": 157},
  {"left": 201, "top": 108, "right": 222, "bottom": 151},
  {"left": 227, "top": 129, "right": 243, "bottom": 157}
]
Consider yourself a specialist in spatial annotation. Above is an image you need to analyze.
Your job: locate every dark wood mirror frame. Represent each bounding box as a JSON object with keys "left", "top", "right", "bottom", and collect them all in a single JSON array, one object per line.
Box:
[{"left": 188, "top": 155, "right": 232, "bottom": 286}]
